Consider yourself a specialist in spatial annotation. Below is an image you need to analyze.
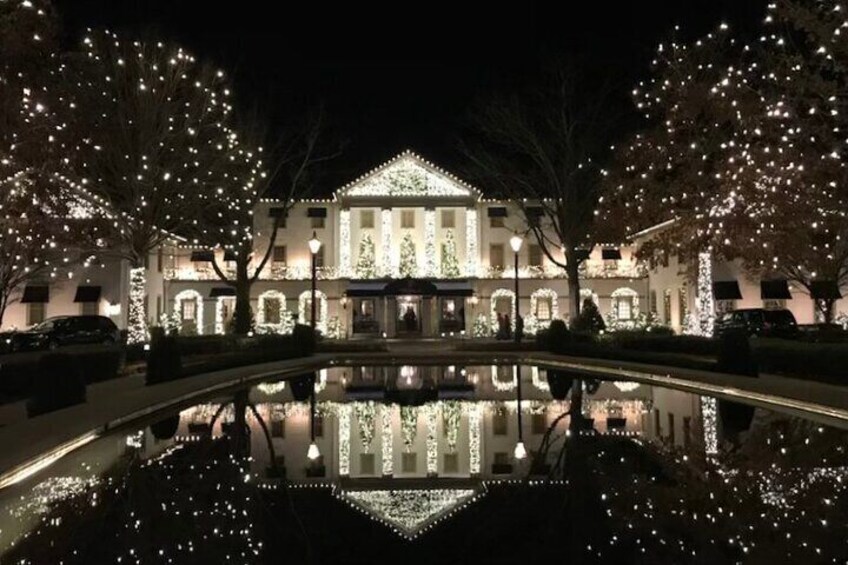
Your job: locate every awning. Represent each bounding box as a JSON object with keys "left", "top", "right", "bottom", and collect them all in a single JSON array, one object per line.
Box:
[
  {"left": 74, "top": 285, "right": 102, "bottom": 303},
  {"left": 810, "top": 281, "right": 843, "bottom": 300},
  {"left": 760, "top": 279, "right": 791, "bottom": 300},
  {"left": 190, "top": 250, "right": 214, "bottom": 262},
  {"left": 713, "top": 281, "right": 742, "bottom": 300},
  {"left": 21, "top": 285, "right": 49, "bottom": 303},
  {"left": 433, "top": 281, "right": 474, "bottom": 297},
  {"left": 487, "top": 207, "right": 507, "bottom": 218},
  {"left": 210, "top": 287, "right": 237, "bottom": 298},
  {"left": 601, "top": 248, "right": 622, "bottom": 260},
  {"left": 307, "top": 207, "right": 327, "bottom": 218},
  {"left": 384, "top": 278, "right": 438, "bottom": 296},
  {"left": 345, "top": 281, "right": 387, "bottom": 297}
]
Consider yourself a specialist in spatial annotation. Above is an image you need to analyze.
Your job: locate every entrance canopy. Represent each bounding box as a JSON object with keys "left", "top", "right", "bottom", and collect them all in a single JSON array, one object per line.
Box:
[{"left": 346, "top": 279, "right": 473, "bottom": 297}]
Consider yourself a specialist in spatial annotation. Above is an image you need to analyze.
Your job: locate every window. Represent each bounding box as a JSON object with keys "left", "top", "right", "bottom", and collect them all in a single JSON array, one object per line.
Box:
[
  {"left": 678, "top": 285, "right": 688, "bottom": 326},
  {"left": 532, "top": 413, "right": 548, "bottom": 435},
  {"left": 314, "top": 247, "right": 325, "bottom": 268},
  {"left": 663, "top": 289, "right": 672, "bottom": 324},
  {"left": 493, "top": 452, "right": 511, "bottom": 466},
  {"left": 272, "top": 245, "right": 287, "bottom": 264},
  {"left": 181, "top": 299, "right": 197, "bottom": 321},
  {"left": 441, "top": 209, "right": 455, "bottom": 228},
  {"left": 27, "top": 302, "right": 45, "bottom": 326},
  {"left": 489, "top": 244, "right": 505, "bottom": 269},
  {"left": 443, "top": 453, "right": 459, "bottom": 473},
  {"left": 535, "top": 298, "right": 552, "bottom": 321},
  {"left": 360, "top": 210, "right": 374, "bottom": 229},
  {"left": 360, "top": 453, "right": 375, "bottom": 475},
  {"left": 314, "top": 415, "right": 324, "bottom": 438},
  {"left": 271, "top": 419, "right": 285, "bottom": 438},
  {"left": 401, "top": 452, "right": 417, "bottom": 473},
  {"left": 81, "top": 301, "right": 99, "bottom": 316},
  {"left": 311, "top": 216, "right": 325, "bottom": 229},
  {"left": 359, "top": 299, "right": 375, "bottom": 319},
  {"left": 667, "top": 413, "right": 675, "bottom": 444},
  {"left": 493, "top": 412, "right": 508, "bottom": 436},
  {"left": 490, "top": 216, "right": 504, "bottom": 228},
  {"left": 528, "top": 244, "right": 543, "bottom": 267},
  {"left": 617, "top": 296, "right": 634, "bottom": 320},
  {"left": 264, "top": 298, "right": 281, "bottom": 325},
  {"left": 441, "top": 299, "right": 457, "bottom": 320},
  {"left": 650, "top": 290, "right": 658, "bottom": 314},
  {"left": 401, "top": 210, "right": 415, "bottom": 229}
]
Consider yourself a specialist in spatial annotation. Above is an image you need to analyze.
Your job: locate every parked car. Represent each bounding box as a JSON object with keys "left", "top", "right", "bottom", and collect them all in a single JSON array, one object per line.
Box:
[
  {"left": 10, "top": 316, "right": 121, "bottom": 352},
  {"left": 715, "top": 308, "right": 799, "bottom": 339}
]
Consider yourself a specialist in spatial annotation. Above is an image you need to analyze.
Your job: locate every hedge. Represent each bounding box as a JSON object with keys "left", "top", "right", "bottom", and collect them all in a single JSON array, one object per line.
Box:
[
  {"left": 752, "top": 339, "right": 848, "bottom": 383},
  {"left": 27, "top": 353, "right": 88, "bottom": 417}
]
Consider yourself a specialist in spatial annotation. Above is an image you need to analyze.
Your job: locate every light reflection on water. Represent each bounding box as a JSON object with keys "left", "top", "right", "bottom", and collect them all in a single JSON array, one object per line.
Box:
[{"left": 1, "top": 365, "right": 846, "bottom": 564}]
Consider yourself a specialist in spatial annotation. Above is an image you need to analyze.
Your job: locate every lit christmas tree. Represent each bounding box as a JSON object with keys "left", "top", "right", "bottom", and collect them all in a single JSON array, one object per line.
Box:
[
  {"left": 398, "top": 232, "right": 417, "bottom": 278},
  {"left": 440, "top": 229, "right": 460, "bottom": 278},
  {"left": 355, "top": 232, "right": 377, "bottom": 279}
]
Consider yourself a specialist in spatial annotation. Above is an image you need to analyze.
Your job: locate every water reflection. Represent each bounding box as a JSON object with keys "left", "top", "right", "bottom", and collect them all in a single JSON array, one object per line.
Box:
[{"left": 1, "top": 365, "right": 846, "bottom": 564}]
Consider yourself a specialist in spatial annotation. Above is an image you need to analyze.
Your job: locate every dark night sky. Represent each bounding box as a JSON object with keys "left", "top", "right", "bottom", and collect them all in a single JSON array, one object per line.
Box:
[{"left": 53, "top": 0, "right": 769, "bottom": 192}]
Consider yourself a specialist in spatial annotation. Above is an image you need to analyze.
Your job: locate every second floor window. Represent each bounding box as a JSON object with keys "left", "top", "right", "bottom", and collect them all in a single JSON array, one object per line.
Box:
[
  {"left": 272, "top": 245, "right": 287, "bottom": 264},
  {"left": 528, "top": 244, "right": 543, "bottom": 267},
  {"left": 360, "top": 210, "right": 374, "bottom": 229},
  {"left": 441, "top": 209, "right": 455, "bottom": 228},
  {"left": 489, "top": 244, "right": 505, "bottom": 269},
  {"left": 401, "top": 210, "right": 415, "bottom": 229}
]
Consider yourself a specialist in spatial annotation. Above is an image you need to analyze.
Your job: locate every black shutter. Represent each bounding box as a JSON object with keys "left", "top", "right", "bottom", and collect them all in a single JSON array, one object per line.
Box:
[{"left": 713, "top": 281, "right": 743, "bottom": 300}]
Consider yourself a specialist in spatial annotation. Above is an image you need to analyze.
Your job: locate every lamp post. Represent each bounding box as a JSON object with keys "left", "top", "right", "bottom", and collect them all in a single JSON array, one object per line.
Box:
[
  {"left": 308, "top": 232, "right": 322, "bottom": 330},
  {"left": 510, "top": 233, "right": 523, "bottom": 343},
  {"left": 307, "top": 381, "right": 321, "bottom": 461},
  {"left": 514, "top": 364, "right": 527, "bottom": 460}
]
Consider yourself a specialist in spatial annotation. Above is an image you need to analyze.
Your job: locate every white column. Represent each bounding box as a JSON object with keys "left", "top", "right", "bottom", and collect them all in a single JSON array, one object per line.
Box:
[
  {"left": 426, "top": 403, "right": 439, "bottom": 475},
  {"left": 465, "top": 208, "right": 479, "bottom": 277},
  {"left": 424, "top": 208, "right": 437, "bottom": 278},
  {"left": 128, "top": 267, "right": 149, "bottom": 343},
  {"left": 468, "top": 403, "right": 482, "bottom": 475},
  {"left": 381, "top": 403, "right": 394, "bottom": 476},
  {"left": 700, "top": 396, "right": 718, "bottom": 455},
  {"left": 338, "top": 404, "right": 351, "bottom": 476},
  {"left": 695, "top": 251, "right": 715, "bottom": 336},
  {"left": 381, "top": 208, "right": 393, "bottom": 278},
  {"left": 339, "top": 209, "right": 351, "bottom": 278}
]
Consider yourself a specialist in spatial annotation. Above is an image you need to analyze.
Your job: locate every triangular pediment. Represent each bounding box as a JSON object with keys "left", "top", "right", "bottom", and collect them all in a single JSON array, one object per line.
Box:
[
  {"left": 336, "top": 150, "right": 480, "bottom": 201},
  {"left": 341, "top": 487, "right": 479, "bottom": 539}
]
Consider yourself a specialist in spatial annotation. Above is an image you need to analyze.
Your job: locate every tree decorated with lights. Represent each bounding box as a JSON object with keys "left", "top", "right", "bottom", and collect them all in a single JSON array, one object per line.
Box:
[
  {"left": 440, "top": 229, "right": 460, "bottom": 278},
  {"left": 0, "top": 0, "right": 98, "bottom": 326},
  {"left": 398, "top": 232, "right": 417, "bottom": 278},
  {"left": 57, "top": 30, "right": 241, "bottom": 342},
  {"left": 354, "top": 232, "right": 377, "bottom": 279},
  {"left": 461, "top": 62, "right": 621, "bottom": 322},
  {"left": 196, "top": 107, "right": 338, "bottom": 334}
]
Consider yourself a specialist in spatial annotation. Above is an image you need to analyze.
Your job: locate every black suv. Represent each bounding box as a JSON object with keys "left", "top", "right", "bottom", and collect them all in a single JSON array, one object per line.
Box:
[
  {"left": 11, "top": 316, "right": 121, "bottom": 352},
  {"left": 715, "top": 308, "right": 799, "bottom": 339}
]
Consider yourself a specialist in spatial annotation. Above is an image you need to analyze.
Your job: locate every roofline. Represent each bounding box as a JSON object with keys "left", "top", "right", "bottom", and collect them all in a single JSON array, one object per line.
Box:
[{"left": 628, "top": 218, "right": 677, "bottom": 240}]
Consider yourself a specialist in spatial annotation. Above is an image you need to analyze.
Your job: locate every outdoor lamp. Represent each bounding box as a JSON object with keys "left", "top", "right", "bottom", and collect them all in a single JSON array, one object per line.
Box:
[
  {"left": 514, "top": 440, "right": 527, "bottom": 460},
  {"left": 308, "top": 231, "right": 322, "bottom": 255},
  {"left": 510, "top": 233, "right": 524, "bottom": 253},
  {"left": 307, "top": 441, "right": 321, "bottom": 461}
]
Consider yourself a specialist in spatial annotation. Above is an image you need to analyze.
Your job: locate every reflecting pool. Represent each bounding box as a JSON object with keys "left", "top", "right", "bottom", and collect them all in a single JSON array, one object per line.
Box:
[{"left": 2, "top": 365, "right": 847, "bottom": 563}]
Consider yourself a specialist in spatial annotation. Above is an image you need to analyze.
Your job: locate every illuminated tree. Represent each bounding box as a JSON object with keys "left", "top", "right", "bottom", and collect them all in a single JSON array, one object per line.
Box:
[
  {"left": 0, "top": 0, "right": 93, "bottom": 326},
  {"left": 398, "top": 232, "right": 417, "bottom": 278},
  {"left": 440, "top": 229, "right": 460, "bottom": 278},
  {"left": 62, "top": 30, "right": 240, "bottom": 341},
  {"left": 199, "top": 107, "right": 339, "bottom": 334},
  {"left": 354, "top": 232, "right": 377, "bottom": 279},
  {"left": 461, "top": 63, "right": 620, "bottom": 322}
]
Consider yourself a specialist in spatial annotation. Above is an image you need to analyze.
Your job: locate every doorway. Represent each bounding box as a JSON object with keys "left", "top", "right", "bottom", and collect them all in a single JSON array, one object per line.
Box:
[{"left": 396, "top": 296, "right": 422, "bottom": 334}]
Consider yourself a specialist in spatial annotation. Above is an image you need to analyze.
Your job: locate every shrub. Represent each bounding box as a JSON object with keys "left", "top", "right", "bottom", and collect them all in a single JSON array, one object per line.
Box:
[
  {"left": 606, "top": 332, "right": 718, "bottom": 356},
  {"left": 73, "top": 350, "right": 123, "bottom": 384},
  {"left": 571, "top": 298, "right": 605, "bottom": 334},
  {"left": 27, "top": 353, "right": 87, "bottom": 417},
  {"left": 716, "top": 330, "right": 758, "bottom": 377},
  {"left": 752, "top": 339, "right": 848, "bottom": 382},
  {"left": 292, "top": 324, "right": 317, "bottom": 357},
  {"left": 544, "top": 319, "right": 570, "bottom": 354},
  {"left": 146, "top": 327, "right": 183, "bottom": 385}
]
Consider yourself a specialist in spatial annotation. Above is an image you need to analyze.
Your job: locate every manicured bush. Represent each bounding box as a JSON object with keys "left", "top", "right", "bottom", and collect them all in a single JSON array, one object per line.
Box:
[
  {"left": 571, "top": 298, "right": 605, "bottom": 334},
  {"left": 27, "top": 353, "right": 87, "bottom": 417},
  {"left": 74, "top": 350, "right": 123, "bottom": 384},
  {"left": 146, "top": 327, "right": 183, "bottom": 385},
  {"left": 542, "top": 319, "right": 570, "bottom": 354},
  {"left": 292, "top": 324, "right": 317, "bottom": 357},
  {"left": 716, "top": 330, "right": 759, "bottom": 377},
  {"left": 606, "top": 332, "right": 719, "bottom": 356}
]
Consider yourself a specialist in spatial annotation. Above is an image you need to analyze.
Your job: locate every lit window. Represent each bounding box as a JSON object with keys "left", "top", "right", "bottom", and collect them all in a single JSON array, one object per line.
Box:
[
  {"left": 181, "top": 299, "right": 197, "bottom": 321},
  {"left": 535, "top": 298, "right": 552, "bottom": 321},
  {"left": 617, "top": 297, "right": 633, "bottom": 320},
  {"left": 264, "top": 298, "right": 281, "bottom": 324},
  {"left": 27, "top": 302, "right": 46, "bottom": 326},
  {"left": 272, "top": 245, "right": 287, "bottom": 264}
]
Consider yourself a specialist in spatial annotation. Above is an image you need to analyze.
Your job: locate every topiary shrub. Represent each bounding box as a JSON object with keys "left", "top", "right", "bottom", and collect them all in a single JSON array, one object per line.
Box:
[
  {"left": 27, "top": 353, "right": 87, "bottom": 417},
  {"left": 571, "top": 298, "right": 606, "bottom": 334},
  {"left": 146, "top": 327, "right": 183, "bottom": 385},
  {"left": 716, "top": 330, "right": 759, "bottom": 377},
  {"left": 545, "top": 319, "right": 570, "bottom": 354}
]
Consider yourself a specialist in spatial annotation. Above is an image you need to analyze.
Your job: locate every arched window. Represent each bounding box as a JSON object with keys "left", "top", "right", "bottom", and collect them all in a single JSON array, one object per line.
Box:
[
  {"left": 611, "top": 287, "right": 640, "bottom": 321},
  {"left": 299, "top": 290, "right": 328, "bottom": 333},
  {"left": 215, "top": 296, "right": 236, "bottom": 335},
  {"left": 531, "top": 288, "right": 558, "bottom": 324},
  {"left": 173, "top": 289, "right": 203, "bottom": 336},
  {"left": 257, "top": 290, "right": 287, "bottom": 327}
]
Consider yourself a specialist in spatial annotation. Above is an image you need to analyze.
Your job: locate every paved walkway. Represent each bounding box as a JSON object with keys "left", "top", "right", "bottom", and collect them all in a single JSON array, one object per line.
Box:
[{"left": 2, "top": 347, "right": 847, "bottom": 491}]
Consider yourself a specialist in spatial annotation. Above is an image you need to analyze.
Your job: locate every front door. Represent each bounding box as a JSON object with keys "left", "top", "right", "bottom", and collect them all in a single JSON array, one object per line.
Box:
[{"left": 396, "top": 296, "right": 421, "bottom": 334}]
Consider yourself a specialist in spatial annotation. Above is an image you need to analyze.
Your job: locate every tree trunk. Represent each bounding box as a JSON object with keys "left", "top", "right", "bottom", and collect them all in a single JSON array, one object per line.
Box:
[
  {"left": 566, "top": 253, "right": 582, "bottom": 324},
  {"left": 233, "top": 260, "right": 253, "bottom": 336},
  {"left": 818, "top": 298, "right": 836, "bottom": 324}
]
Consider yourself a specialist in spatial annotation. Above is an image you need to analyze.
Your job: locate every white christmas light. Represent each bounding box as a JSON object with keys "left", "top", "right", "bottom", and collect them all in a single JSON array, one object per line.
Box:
[
  {"left": 424, "top": 209, "right": 437, "bottom": 277},
  {"left": 339, "top": 209, "right": 351, "bottom": 277},
  {"left": 465, "top": 208, "right": 479, "bottom": 277}
]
